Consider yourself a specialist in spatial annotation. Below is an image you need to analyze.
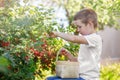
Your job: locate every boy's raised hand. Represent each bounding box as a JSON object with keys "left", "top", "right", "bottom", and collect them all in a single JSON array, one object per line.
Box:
[{"left": 48, "top": 31, "right": 57, "bottom": 38}]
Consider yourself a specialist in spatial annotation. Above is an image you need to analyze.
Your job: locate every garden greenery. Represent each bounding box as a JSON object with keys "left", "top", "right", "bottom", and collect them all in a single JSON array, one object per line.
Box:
[{"left": 0, "top": 3, "right": 65, "bottom": 80}]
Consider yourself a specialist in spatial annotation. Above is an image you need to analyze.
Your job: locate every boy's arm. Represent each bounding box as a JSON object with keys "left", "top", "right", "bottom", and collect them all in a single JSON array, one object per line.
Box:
[{"left": 49, "top": 31, "right": 88, "bottom": 44}]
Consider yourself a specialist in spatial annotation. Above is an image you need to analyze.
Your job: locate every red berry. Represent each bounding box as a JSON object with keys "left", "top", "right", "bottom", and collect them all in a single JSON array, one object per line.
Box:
[{"left": 61, "top": 49, "right": 66, "bottom": 53}]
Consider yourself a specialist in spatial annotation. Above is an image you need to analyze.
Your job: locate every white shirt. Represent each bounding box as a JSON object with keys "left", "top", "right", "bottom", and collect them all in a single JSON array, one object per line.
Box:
[{"left": 78, "top": 33, "right": 102, "bottom": 80}]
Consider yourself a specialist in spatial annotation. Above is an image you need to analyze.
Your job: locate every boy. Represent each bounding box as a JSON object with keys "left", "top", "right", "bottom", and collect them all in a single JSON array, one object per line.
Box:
[{"left": 46, "top": 8, "right": 102, "bottom": 80}]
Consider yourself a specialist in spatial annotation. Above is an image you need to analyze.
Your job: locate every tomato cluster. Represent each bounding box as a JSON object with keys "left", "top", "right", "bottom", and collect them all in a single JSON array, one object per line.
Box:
[
  {"left": 30, "top": 39, "right": 56, "bottom": 69},
  {"left": 0, "top": 40, "right": 10, "bottom": 47}
]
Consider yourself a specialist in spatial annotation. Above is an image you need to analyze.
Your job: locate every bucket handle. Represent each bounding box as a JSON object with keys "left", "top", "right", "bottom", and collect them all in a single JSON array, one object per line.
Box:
[{"left": 56, "top": 48, "right": 61, "bottom": 62}]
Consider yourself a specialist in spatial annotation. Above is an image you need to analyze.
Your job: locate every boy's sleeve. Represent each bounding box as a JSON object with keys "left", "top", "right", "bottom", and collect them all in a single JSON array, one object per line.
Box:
[{"left": 84, "top": 34, "right": 99, "bottom": 47}]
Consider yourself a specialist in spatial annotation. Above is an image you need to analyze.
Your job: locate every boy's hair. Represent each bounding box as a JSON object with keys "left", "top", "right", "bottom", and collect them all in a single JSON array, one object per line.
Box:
[{"left": 73, "top": 8, "right": 98, "bottom": 28}]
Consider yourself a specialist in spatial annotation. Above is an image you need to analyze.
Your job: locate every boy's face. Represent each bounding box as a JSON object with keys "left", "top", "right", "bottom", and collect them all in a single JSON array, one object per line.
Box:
[{"left": 72, "top": 20, "right": 92, "bottom": 35}]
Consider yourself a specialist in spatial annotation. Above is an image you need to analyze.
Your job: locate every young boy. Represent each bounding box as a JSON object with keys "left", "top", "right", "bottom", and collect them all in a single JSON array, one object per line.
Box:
[{"left": 46, "top": 8, "right": 102, "bottom": 80}]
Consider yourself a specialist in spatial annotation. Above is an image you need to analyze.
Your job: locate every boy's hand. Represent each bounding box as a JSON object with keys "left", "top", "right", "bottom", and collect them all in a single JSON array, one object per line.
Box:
[
  {"left": 59, "top": 48, "right": 70, "bottom": 57},
  {"left": 48, "top": 31, "right": 57, "bottom": 38},
  {"left": 59, "top": 48, "right": 77, "bottom": 61}
]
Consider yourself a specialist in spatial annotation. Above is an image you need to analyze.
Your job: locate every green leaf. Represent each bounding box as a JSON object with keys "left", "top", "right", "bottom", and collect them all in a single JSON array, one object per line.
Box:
[
  {"left": 0, "top": 56, "right": 10, "bottom": 67},
  {"left": 0, "top": 56, "right": 10, "bottom": 74}
]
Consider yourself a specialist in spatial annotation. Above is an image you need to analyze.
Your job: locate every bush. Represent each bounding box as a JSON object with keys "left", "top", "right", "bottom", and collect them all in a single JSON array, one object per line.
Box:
[
  {"left": 0, "top": 5, "right": 64, "bottom": 80},
  {"left": 100, "top": 63, "right": 120, "bottom": 80}
]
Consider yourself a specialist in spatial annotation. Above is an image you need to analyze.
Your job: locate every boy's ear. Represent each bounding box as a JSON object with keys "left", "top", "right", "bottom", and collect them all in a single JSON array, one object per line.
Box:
[{"left": 88, "top": 21, "right": 94, "bottom": 27}]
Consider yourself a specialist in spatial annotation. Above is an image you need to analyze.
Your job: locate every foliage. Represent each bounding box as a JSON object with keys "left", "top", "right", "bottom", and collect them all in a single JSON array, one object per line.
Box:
[
  {"left": 0, "top": 3, "right": 65, "bottom": 80},
  {"left": 0, "top": 56, "right": 10, "bottom": 74},
  {"left": 100, "top": 63, "right": 120, "bottom": 80},
  {"left": 42, "top": 0, "right": 120, "bottom": 29}
]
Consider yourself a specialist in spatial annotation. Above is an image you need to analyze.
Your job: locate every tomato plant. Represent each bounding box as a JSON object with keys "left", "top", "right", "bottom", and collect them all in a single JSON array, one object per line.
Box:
[{"left": 0, "top": 4, "right": 65, "bottom": 80}]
